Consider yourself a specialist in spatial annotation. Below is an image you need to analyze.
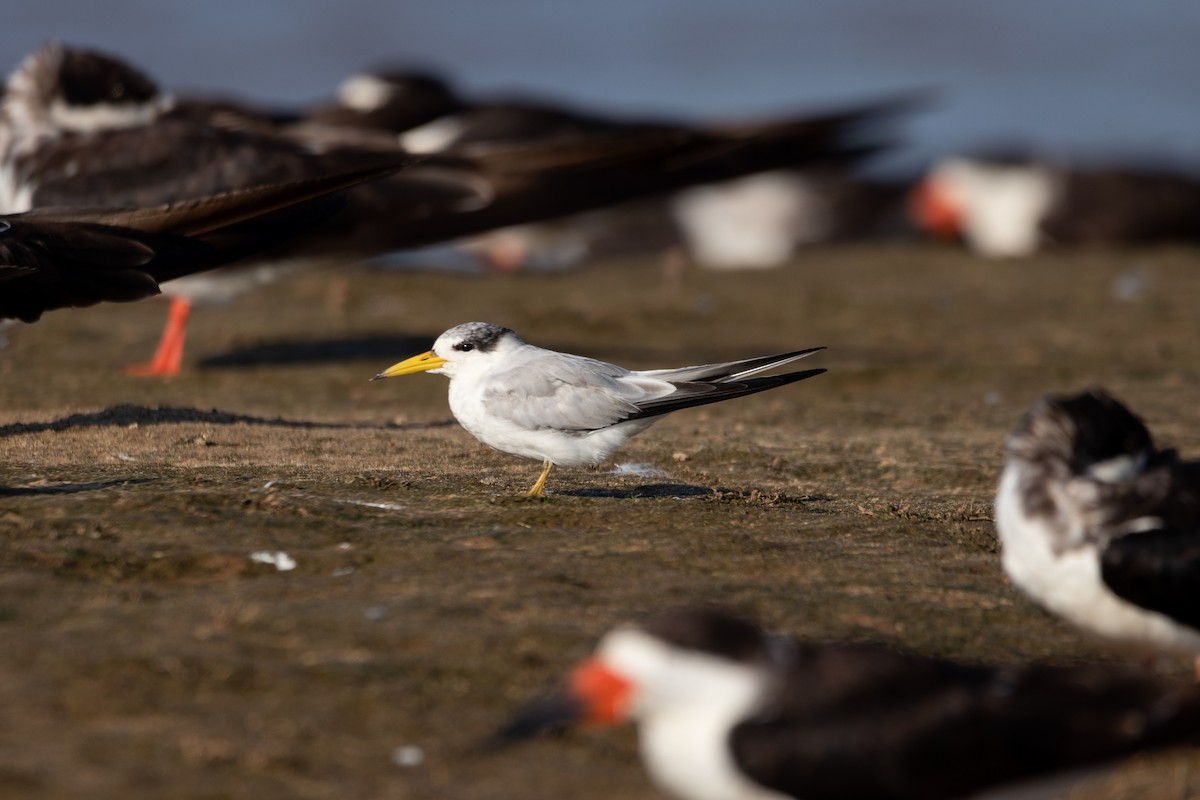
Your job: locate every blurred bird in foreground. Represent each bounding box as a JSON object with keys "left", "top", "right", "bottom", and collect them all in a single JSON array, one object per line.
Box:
[
  {"left": 373, "top": 322, "right": 824, "bottom": 496},
  {"left": 910, "top": 153, "right": 1200, "bottom": 257},
  {"left": 490, "top": 607, "right": 1200, "bottom": 800},
  {"left": 997, "top": 387, "right": 1200, "bottom": 675}
]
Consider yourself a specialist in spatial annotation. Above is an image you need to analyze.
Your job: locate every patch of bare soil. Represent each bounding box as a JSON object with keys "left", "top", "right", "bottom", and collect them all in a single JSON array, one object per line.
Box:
[{"left": 2, "top": 245, "right": 1200, "bottom": 798}]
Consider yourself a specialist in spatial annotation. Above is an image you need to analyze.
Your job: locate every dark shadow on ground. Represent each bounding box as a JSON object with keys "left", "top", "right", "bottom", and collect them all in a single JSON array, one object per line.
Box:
[
  {"left": 0, "top": 478, "right": 155, "bottom": 496},
  {"left": 198, "top": 334, "right": 435, "bottom": 368},
  {"left": 561, "top": 482, "right": 714, "bottom": 499},
  {"left": 0, "top": 405, "right": 455, "bottom": 438}
]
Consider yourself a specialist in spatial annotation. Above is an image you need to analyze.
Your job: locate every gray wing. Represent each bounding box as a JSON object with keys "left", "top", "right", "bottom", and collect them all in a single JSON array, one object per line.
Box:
[{"left": 481, "top": 353, "right": 677, "bottom": 432}]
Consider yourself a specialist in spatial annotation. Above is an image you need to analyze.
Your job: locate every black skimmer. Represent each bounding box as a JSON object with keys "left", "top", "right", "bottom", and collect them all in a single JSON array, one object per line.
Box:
[
  {"left": 491, "top": 607, "right": 1200, "bottom": 800},
  {"left": 360, "top": 69, "right": 922, "bottom": 271},
  {"left": 0, "top": 43, "right": 424, "bottom": 373},
  {"left": 372, "top": 323, "right": 824, "bottom": 496},
  {"left": 671, "top": 170, "right": 914, "bottom": 270},
  {"left": 910, "top": 154, "right": 1200, "bottom": 257},
  {"left": 302, "top": 68, "right": 462, "bottom": 138},
  {"left": 996, "top": 388, "right": 1200, "bottom": 670},
  {"left": 0, "top": 162, "right": 402, "bottom": 325},
  {"left": 0, "top": 43, "right": 913, "bottom": 370}
]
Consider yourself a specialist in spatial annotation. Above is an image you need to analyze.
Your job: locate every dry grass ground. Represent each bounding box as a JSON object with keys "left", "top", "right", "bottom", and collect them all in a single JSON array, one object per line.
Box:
[{"left": 2, "top": 244, "right": 1200, "bottom": 799}]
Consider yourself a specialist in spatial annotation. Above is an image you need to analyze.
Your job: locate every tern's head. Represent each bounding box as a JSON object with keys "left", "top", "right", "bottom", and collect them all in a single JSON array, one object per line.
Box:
[
  {"left": 372, "top": 322, "right": 519, "bottom": 380},
  {"left": 3, "top": 42, "right": 172, "bottom": 132},
  {"left": 1006, "top": 388, "right": 1155, "bottom": 483},
  {"left": 489, "top": 609, "right": 774, "bottom": 745}
]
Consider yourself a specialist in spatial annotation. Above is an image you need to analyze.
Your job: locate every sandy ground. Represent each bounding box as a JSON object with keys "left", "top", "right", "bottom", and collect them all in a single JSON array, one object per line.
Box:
[{"left": 2, "top": 245, "right": 1200, "bottom": 799}]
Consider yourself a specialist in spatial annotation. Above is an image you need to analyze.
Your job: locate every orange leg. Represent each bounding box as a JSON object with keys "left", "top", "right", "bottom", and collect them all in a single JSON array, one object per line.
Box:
[
  {"left": 526, "top": 461, "right": 554, "bottom": 497},
  {"left": 126, "top": 297, "right": 192, "bottom": 377}
]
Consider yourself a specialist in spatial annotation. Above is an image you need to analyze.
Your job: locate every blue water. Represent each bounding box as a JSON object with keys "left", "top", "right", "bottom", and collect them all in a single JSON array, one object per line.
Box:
[{"left": 5, "top": 1, "right": 1199, "bottom": 171}]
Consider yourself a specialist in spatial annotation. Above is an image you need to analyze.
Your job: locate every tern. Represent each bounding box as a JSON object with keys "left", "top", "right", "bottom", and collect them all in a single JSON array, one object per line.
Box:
[
  {"left": 996, "top": 387, "right": 1200, "bottom": 670},
  {"left": 373, "top": 322, "right": 825, "bottom": 495},
  {"left": 490, "top": 607, "right": 1200, "bottom": 800}
]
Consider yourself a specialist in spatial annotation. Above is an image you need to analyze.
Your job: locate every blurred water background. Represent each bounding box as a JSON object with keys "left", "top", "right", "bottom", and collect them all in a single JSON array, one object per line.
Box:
[{"left": 3, "top": 1, "right": 1199, "bottom": 173}]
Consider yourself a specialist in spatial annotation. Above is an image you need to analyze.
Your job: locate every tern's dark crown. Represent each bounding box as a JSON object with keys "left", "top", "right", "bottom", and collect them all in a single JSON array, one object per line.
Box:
[{"left": 449, "top": 322, "right": 514, "bottom": 354}]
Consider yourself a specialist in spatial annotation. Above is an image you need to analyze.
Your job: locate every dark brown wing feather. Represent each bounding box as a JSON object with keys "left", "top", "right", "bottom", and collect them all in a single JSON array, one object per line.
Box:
[
  {"left": 0, "top": 162, "right": 406, "bottom": 322},
  {"left": 731, "top": 641, "right": 1200, "bottom": 800}
]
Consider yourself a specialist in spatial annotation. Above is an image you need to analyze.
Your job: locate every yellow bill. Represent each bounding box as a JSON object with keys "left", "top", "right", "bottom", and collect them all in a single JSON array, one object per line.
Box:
[{"left": 372, "top": 350, "right": 448, "bottom": 380}]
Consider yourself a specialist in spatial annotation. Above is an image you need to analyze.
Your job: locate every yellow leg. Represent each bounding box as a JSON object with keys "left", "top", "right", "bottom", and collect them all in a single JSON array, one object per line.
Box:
[{"left": 527, "top": 460, "right": 554, "bottom": 497}]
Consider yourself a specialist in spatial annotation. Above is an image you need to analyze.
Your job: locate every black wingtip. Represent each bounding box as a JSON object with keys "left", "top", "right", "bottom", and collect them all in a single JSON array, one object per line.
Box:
[{"left": 771, "top": 367, "right": 827, "bottom": 385}]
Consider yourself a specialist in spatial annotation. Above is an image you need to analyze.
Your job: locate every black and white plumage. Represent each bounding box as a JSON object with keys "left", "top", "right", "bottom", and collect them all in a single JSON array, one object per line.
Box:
[
  {"left": 304, "top": 68, "right": 463, "bottom": 138},
  {"left": 491, "top": 607, "right": 1200, "bottom": 800},
  {"left": 996, "top": 388, "right": 1200, "bottom": 660},
  {"left": 372, "top": 323, "right": 825, "bottom": 495},
  {"left": 0, "top": 162, "right": 400, "bottom": 323},
  {"left": 0, "top": 44, "right": 919, "bottom": 369},
  {"left": 0, "top": 42, "right": 413, "bottom": 213},
  {"left": 911, "top": 154, "right": 1200, "bottom": 257},
  {"left": 383, "top": 70, "right": 921, "bottom": 270}
]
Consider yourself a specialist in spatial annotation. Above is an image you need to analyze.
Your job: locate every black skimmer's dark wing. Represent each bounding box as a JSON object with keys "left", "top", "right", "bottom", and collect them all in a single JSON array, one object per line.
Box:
[
  {"left": 370, "top": 114, "right": 907, "bottom": 251},
  {"left": 3, "top": 43, "right": 915, "bottom": 247},
  {"left": 492, "top": 608, "right": 1200, "bottom": 800},
  {"left": 413, "top": 92, "right": 923, "bottom": 178},
  {"left": 1100, "top": 525, "right": 1200, "bottom": 630},
  {"left": 0, "top": 161, "right": 403, "bottom": 322},
  {"left": 1042, "top": 167, "right": 1200, "bottom": 246},
  {"left": 730, "top": 641, "right": 1200, "bottom": 800},
  {"left": 997, "top": 388, "right": 1200, "bottom": 663},
  {"left": 388, "top": 82, "right": 925, "bottom": 269}
]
